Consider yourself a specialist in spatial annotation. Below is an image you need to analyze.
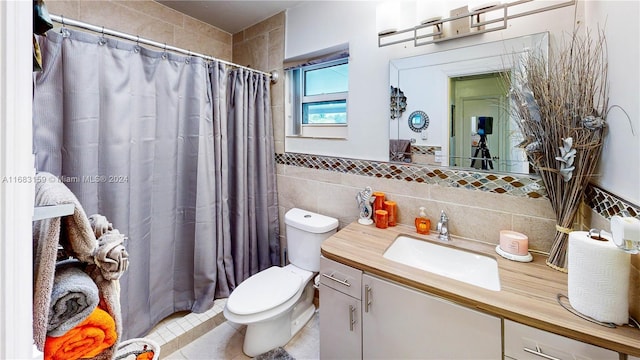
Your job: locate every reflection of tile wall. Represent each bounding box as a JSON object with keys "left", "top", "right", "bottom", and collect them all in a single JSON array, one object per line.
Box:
[
  {"left": 409, "top": 146, "right": 440, "bottom": 167},
  {"left": 411, "top": 145, "right": 440, "bottom": 155},
  {"left": 276, "top": 152, "right": 547, "bottom": 198}
]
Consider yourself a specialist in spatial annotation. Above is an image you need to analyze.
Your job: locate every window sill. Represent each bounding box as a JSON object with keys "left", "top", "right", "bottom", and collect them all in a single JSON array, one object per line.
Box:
[
  {"left": 286, "top": 135, "right": 348, "bottom": 140},
  {"left": 296, "top": 125, "right": 348, "bottom": 139}
]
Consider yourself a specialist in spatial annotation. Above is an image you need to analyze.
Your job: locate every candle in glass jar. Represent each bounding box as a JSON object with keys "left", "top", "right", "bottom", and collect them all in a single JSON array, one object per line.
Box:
[
  {"left": 499, "top": 230, "right": 529, "bottom": 256},
  {"left": 372, "top": 192, "right": 385, "bottom": 223},
  {"left": 373, "top": 192, "right": 385, "bottom": 212},
  {"left": 375, "top": 210, "right": 388, "bottom": 229},
  {"left": 384, "top": 200, "right": 397, "bottom": 226}
]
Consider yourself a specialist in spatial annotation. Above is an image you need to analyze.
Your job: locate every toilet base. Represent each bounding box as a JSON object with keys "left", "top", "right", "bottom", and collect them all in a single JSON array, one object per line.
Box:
[{"left": 242, "top": 281, "right": 316, "bottom": 357}]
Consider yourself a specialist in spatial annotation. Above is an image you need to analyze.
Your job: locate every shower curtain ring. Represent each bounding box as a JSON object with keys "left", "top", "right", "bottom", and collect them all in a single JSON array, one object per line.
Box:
[
  {"left": 59, "top": 15, "right": 68, "bottom": 36},
  {"left": 161, "top": 43, "right": 168, "bottom": 60},
  {"left": 133, "top": 35, "right": 141, "bottom": 53},
  {"left": 101, "top": 26, "right": 105, "bottom": 36}
]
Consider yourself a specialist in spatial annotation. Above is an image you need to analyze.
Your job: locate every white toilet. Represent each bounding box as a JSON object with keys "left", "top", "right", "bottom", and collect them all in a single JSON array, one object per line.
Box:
[{"left": 223, "top": 208, "right": 339, "bottom": 357}]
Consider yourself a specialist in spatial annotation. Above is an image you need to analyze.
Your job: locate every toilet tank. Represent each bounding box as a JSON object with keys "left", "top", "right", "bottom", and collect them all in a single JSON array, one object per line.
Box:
[{"left": 285, "top": 208, "right": 339, "bottom": 272}]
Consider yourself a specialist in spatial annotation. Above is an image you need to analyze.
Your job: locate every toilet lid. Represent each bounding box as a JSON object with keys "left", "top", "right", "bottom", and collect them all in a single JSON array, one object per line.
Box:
[{"left": 227, "top": 266, "right": 303, "bottom": 315}]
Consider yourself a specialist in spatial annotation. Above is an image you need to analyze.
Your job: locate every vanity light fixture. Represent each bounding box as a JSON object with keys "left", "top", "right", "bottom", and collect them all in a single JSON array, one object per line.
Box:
[
  {"left": 376, "top": 1, "right": 401, "bottom": 36},
  {"left": 377, "top": 0, "right": 575, "bottom": 48}
]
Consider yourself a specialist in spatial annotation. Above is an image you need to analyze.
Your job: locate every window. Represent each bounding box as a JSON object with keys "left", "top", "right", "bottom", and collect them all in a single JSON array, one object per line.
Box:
[
  {"left": 303, "top": 101, "right": 347, "bottom": 125},
  {"left": 289, "top": 58, "right": 349, "bottom": 138}
]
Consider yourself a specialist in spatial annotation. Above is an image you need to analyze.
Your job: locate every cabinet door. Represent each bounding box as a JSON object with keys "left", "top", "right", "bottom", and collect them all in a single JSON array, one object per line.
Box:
[
  {"left": 362, "top": 274, "right": 501, "bottom": 359},
  {"left": 319, "top": 283, "right": 362, "bottom": 360},
  {"left": 504, "top": 320, "right": 619, "bottom": 360}
]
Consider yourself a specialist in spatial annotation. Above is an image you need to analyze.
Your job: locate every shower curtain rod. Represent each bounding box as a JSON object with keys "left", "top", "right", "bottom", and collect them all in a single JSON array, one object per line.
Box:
[{"left": 49, "top": 14, "right": 278, "bottom": 83}]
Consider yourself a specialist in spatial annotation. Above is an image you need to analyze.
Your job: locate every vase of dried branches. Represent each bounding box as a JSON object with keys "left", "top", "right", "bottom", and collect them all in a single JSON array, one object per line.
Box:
[{"left": 507, "top": 29, "right": 608, "bottom": 272}]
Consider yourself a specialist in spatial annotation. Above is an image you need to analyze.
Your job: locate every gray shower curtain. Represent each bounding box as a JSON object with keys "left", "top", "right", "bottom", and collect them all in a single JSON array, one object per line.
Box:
[
  {"left": 227, "top": 69, "right": 280, "bottom": 278},
  {"left": 33, "top": 28, "right": 280, "bottom": 339}
]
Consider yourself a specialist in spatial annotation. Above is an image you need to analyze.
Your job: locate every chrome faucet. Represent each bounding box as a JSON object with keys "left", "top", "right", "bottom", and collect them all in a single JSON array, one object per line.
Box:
[{"left": 437, "top": 210, "right": 451, "bottom": 242}]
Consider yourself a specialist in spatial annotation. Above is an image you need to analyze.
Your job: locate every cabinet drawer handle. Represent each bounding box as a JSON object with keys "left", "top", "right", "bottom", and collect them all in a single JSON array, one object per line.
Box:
[
  {"left": 523, "top": 345, "right": 561, "bottom": 360},
  {"left": 349, "top": 305, "right": 356, "bottom": 331},
  {"left": 364, "top": 285, "right": 372, "bottom": 313},
  {"left": 322, "top": 273, "right": 351, "bottom": 287}
]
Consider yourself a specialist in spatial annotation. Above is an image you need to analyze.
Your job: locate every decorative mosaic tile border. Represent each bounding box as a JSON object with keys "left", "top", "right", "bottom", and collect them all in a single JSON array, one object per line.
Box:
[
  {"left": 584, "top": 185, "right": 640, "bottom": 219},
  {"left": 276, "top": 152, "right": 547, "bottom": 198},
  {"left": 275, "top": 152, "right": 639, "bottom": 219},
  {"left": 411, "top": 145, "right": 440, "bottom": 155}
]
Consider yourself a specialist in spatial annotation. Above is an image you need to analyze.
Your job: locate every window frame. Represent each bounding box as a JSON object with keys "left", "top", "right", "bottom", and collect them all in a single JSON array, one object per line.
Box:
[{"left": 290, "top": 57, "right": 349, "bottom": 138}]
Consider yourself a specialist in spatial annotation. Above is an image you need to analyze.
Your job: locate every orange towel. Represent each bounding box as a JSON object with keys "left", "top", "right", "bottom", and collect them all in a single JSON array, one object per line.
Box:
[
  {"left": 136, "top": 350, "right": 155, "bottom": 360},
  {"left": 44, "top": 307, "right": 117, "bottom": 360}
]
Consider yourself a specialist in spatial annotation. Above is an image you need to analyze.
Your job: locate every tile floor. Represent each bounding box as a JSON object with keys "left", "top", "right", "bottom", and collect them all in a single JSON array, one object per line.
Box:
[{"left": 145, "top": 298, "right": 320, "bottom": 359}]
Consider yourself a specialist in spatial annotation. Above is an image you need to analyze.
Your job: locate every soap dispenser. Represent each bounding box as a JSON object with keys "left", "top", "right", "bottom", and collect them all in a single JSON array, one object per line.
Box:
[{"left": 415, "top": 207, "right": 430, "bottom": 235}]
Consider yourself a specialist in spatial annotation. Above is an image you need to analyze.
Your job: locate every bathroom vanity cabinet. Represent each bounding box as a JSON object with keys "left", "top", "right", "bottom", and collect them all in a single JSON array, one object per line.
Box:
[
  {"left": 318, "top": 285, "right": 362, "bottom": 359},
  {"left": 319, "top": 222, "right": 640, "bottom": 359},
  {"left": 320, "top": 256, "right": 620, "bottom": 360},
  {"left": 319, "top": 257, "right": 363, "bottom": 359},
  {"left": 361, "top": 274, "right": 501, "bottom": 359},
  {"left": 319, "top": 257, "right": 501, "bottom": 359},
  {"left": 503, "top": 320, "right": 619, "bottom": 360}
]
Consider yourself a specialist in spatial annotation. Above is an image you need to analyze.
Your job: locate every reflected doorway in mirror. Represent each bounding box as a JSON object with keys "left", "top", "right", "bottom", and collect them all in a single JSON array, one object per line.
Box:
[{"left": 388, "top": 32, "right": 549, "bottom": 177}]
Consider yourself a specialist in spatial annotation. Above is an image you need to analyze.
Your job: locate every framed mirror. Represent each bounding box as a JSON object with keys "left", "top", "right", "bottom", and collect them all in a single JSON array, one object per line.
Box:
[
  {"left": 388, "top": 32, "right": 549, "bottom": 175},
  {"left": 408, "top": 111, "right": 429, "bottom": 132}
]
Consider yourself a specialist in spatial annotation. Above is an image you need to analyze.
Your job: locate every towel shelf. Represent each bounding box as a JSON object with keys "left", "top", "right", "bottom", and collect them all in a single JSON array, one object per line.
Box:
[{"left": 33, "top": 204, "right": 74, "bottom": 221}]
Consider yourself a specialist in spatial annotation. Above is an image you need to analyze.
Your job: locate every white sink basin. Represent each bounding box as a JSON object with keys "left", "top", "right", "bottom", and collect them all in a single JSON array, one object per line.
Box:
[{"left": 383, "top": 235, "right": 501, "bottom": 291}]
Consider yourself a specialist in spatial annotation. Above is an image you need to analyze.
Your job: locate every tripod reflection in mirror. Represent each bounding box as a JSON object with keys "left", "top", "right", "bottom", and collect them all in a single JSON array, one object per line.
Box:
[{"left": 470, "top": 116, "right": 496, "bottom": 170}]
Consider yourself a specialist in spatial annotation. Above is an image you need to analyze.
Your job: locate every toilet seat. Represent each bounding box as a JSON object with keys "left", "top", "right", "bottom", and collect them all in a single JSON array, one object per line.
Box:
[{"left": 227, "top": 266, "right": 303, "bottom": 315}]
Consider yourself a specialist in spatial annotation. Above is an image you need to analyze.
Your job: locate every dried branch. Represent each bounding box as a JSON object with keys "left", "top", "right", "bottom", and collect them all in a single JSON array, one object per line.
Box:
[{"left": 506, "top": 28, "right": 608, "bottom": 271}]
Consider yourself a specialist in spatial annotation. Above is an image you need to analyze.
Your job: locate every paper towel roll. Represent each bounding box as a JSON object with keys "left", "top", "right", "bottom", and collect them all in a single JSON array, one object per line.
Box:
[{"left": 568, "top": 231, "right": 630, "bottom": 325}]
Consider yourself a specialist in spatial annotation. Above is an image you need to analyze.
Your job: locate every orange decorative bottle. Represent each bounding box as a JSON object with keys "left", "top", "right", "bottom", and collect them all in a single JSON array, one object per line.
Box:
[{"left": 414, "top": 207, "right": 430, "bottom": 235}]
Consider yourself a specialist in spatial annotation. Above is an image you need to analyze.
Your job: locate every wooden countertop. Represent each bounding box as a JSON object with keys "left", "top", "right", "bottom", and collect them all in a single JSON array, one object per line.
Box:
[{"left": 321, "top": 222, "right": 640, "bottom": 356}]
